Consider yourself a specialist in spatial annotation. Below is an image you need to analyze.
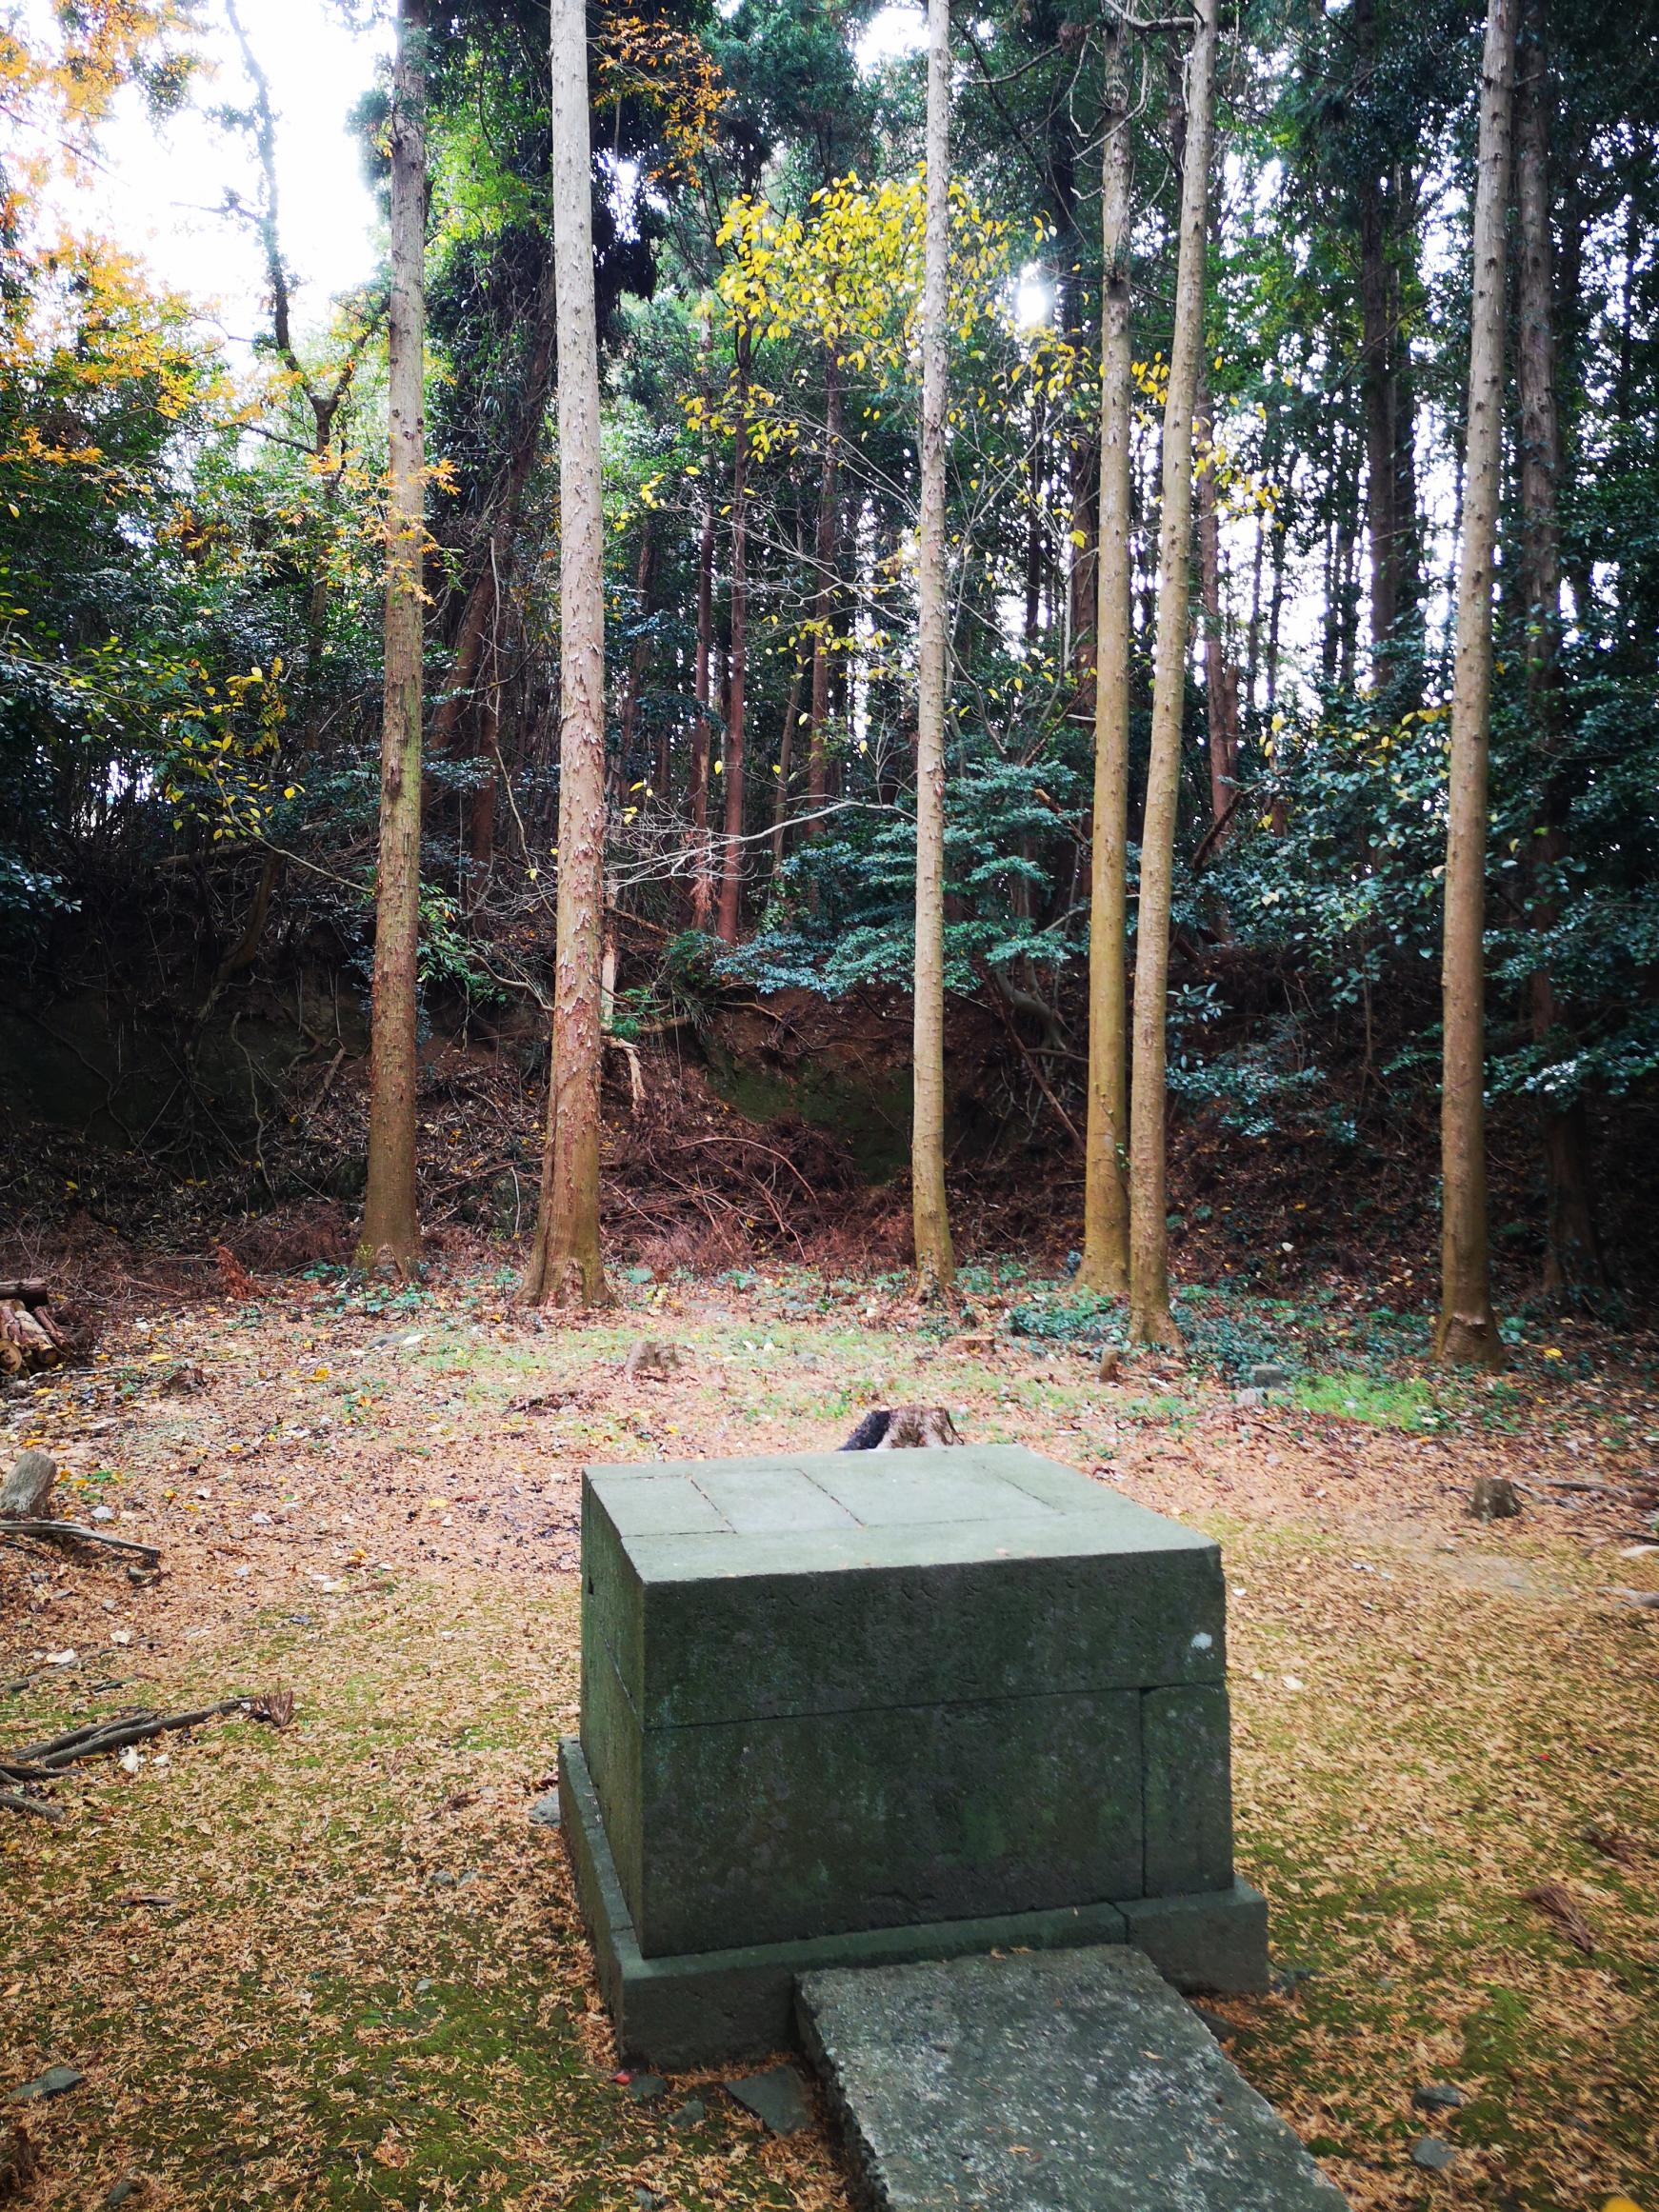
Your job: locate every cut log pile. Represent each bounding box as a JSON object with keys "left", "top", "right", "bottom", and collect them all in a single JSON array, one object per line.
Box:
[{"left": 0, "top": 1278, "right": 66, "bottom": 1376}]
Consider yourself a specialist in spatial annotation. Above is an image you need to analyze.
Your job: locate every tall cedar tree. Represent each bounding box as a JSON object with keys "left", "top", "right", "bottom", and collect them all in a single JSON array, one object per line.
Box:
[
  {"left": 1079, "top": 13, "right": 1133, "bottom": 1295},
  {"left": 355, "top": 0, "right": 428, "bottom": 1277},
  {"left": 1436, "top": 0, "right": 1517, "bottom": 1365},
  {"left": 1127, "top": 0, "right": 1218, "bottom": 1345},
  {"left": 522, "top": 0, "right": 608, "bottom": 1306},
  {"left": 911, "top": 0, "right": 956, "bottom": 1294}
]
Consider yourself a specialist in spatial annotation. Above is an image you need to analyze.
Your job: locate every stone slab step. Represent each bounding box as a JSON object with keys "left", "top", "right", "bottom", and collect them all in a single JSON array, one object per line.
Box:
[{"left": 798, "top": 1945, "right": 1349, "bottom": 2211}]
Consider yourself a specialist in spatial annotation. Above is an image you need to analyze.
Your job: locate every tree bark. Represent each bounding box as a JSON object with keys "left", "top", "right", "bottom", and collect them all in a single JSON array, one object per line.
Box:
[
  {"left": 1195, "top": 380, "right": 1240, "bottom": 831},
  {"left": 522, "top": 0, "right": 608, "bottom": 1308},
  {"left": 355, "top": 0, "right": 428, "bottom": 1279},
  {"left": 1514, "top": 0, "right": 1603, "bottom": 1297},
  {"left": 690, "top": 329, "right": 716, "bottom": 927},
  {"left": 1435, "top": 0, "right": 1517, "bottom": 1368},
  {"left": 1127, "top": 0, "right": 1217, "bottom": 1347},
  {"left": 716, "top": 329, "right": 750, "bottom": 945},
  {"left": 911, "top": 0, "right": 956, "bottom": 1296},
  {"left": 1079, "top": 20, "right": 1133, "bottom": 1297}
]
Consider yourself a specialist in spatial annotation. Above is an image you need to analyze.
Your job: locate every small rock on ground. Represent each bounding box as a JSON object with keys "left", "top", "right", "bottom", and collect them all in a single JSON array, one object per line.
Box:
[
  {"left": 1409, "top": 2137, "right": 1456, "bottom": 2172},
  {"left": 1249, "top": 1364, "right": 1291, "bottom": 1389},
  {"left": 723, "top": 2064, "right": 812, "bottom": 2137},
  {"left": 7, "top": 2066, "right": 83, "bottom": 2104},
  {"left": 1411, "top": 2083, "right": 1466, "bottom": 2113},
  {"left": 668, "top": 2098, "right": 706, "bottom": 2132},
  {"left": 528, "top": 1791, "right": 561, "bottom": 1828},
  {"left": 625, "top": 2073, "right": 668, "bottom": 2103}
]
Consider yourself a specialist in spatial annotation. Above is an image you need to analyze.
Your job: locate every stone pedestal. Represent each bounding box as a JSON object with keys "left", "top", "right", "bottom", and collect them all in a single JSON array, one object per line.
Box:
[{"left": 563, "top": 1445, "right": 1267, "bottom": 2065}]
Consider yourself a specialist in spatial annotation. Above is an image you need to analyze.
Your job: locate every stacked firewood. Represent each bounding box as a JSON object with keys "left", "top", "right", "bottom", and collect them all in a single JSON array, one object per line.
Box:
[{"left": 0, "top": 1279, "right": 65, "bottom": 1376}]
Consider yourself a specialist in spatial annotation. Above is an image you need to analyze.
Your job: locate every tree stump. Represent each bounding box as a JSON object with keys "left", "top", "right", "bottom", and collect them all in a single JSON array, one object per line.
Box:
[
  {"left": 0, "top": 1449, "right": 56, "bottom": 1520},
  {"left": 1469, "top": 1474, "right": 1521, "bottom": 1521}
]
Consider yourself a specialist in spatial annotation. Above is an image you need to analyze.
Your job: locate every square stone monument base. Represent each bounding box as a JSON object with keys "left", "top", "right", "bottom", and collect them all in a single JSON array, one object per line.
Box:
[{"left": 566, "top": 1445, "right": 1269, "bottom": 2067}]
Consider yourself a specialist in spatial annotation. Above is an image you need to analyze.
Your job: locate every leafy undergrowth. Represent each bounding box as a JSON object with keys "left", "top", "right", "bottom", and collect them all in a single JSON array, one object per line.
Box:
[{"left": 2, "top": 1260, "right": 1656, "bottom": 2209}]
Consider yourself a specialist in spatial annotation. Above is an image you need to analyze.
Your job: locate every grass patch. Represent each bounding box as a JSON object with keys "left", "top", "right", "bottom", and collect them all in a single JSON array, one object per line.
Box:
[{"left": 1290, "top": 1372, "right": 1441, "bottom": 1428}]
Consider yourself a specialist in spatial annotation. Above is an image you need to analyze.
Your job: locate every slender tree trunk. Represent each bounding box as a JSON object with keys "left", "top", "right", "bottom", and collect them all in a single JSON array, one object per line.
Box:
[
  {"left": 716, "top": 330, "right": 750, "bottom": 944},
  {"left": 1358, "top": 168, "right": 1399, "bottom": 658},
  {"left": 1024, "top": 395, "right": 1045, "bottom": 645},
  {"left": 1127, "top": 0, "right": 1217, "bottom": 1347},
  {"left": 689, "top": 314, "right": 716, "bottom": 925},
  {"left": 1245, "top": 486, "right": 1266, "bottom": 719},
  {"left": 1336, "top": 448, "right": 1360, "bottom": 690},
  {"left": 911, "top": 0, "right": 956, "bottom": 1295},
  {"left": 616, "top": 522, "right": 654, "bottom": 771},
  {"left": 468, "top": 629, "right": 503, "bottom": 886},
  {"left": 355, "top": 0, "right": 428, "bottom": 1278},
  {"left": 1265, "top": 451, "right": 1293, "bottom": 718},
  {"left": 1079, "top": 20, "right": 1133, "bottom": 1297},
  {"left": 522, "top": 0, "right": 607, "bottom": 1307},
  {"left": 1195, "top": 382, "right": 1240, "bottom": 830},
  {"left": 1069, "top": 423, "right": 1099, "bottom": 692},
  {"left": 1514, "top": 0, "right": 1603, "bottom": 1297},
  {"left": 1435, "top": 0, "right": 1517, "bottom": 1367},
  {"left": 808, "top": 349, "right": 842, "bottom": 828},
  {"left": 770, "top": 664, "right": 803, "bottom": 868}
]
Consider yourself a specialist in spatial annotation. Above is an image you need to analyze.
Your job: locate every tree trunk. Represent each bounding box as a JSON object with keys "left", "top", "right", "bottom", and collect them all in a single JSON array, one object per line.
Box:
[
  {"left": 690, "top": 339, "right": 716, "bottom": 927},
  {"left": 1195, "top": 381, "right": 1240, "bottom": 831},
  {"left": 1127, "top": 0, "right": 1217, "bottom": 1347},
  {"left": 1069, "top": 423, "right": 1099, "bottom": 692},
  {"left": 807, "top": 348, "right": 843, "bottom": 830},
  {"left": 911, "top": 0, "right": 956, "bottom": 1296},
  {"left": 616, "top": 521, "right": 655, "bottom": 772},
  {"left": 355, "top": 0, "right": 428, "bottom": 1279},
  {"left": 771, "top": 664, "right": 803, "bottom": 869},
  {"left": 1079, "top": 21, "right": 1133, "bottom": 1298},
  {"left": 1357, "top": 165, "right": 1398, "bottom": 658},
  {"left": 468, "top": 633, "right": 501, "bottom": 884},
  {"left": 716, "top": 330, "right": 750, "bottom": 945},
  {"left": 1514, "top": 0, "right": 1604, "bottom": 1297},
  {"left": 1436, "top": 0, "right": 1517, "bottom": 1368},
  {"left": 1025, "top": 391, "right": 1045, "bottom": 647},
  {"left": 522, "top": 0, "right": 608, "bottom": 1308}
]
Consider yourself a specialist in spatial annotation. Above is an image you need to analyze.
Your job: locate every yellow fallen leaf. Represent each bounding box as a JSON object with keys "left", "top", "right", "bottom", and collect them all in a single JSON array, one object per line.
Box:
[{"left": 1604, "top": 2200, "right": 1644, "bottom": 2212}]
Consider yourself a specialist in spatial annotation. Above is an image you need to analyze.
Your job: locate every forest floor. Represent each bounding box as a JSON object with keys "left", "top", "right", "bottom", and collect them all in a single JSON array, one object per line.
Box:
[{"left": 1, "top": 1258, "right": 1657, "bottom": 2212}]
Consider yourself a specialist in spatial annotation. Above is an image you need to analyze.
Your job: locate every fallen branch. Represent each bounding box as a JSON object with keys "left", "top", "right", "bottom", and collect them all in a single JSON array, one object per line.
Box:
[
  {"left": 2, "top": 1697, "right": 249, "bottom": 1784},
  {"left": 0, "top": 1788, "right": 66, "bottom": 1823},
  {"left": 0, "top": 1518, "right": 160, "bottom": 1564}
]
